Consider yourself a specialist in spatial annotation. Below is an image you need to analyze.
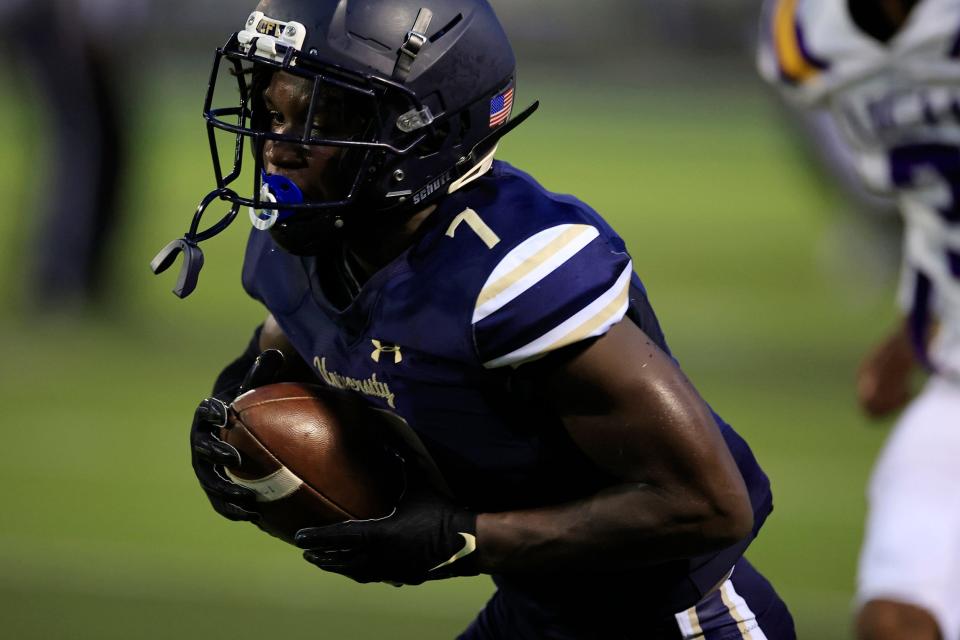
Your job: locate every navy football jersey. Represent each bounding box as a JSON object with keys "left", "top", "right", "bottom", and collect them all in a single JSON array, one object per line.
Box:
[{"left": 242, "top": 161, "right": 773, "bottom": 620}]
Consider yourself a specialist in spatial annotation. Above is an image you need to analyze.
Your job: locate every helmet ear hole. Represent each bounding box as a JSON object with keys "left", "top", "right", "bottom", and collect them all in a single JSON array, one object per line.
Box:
[
  {"left": 416, "top": 120, "right": 452, "bottom": 158},
  {"left": 457, "top": 110, "right": 471, "bottom": 146},
  {"left": 411, "top": 107, "right": 469, "bottom": 160}
]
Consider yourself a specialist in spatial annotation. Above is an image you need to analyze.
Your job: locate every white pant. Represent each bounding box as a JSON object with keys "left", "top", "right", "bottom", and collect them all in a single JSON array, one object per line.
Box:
[{"left": 857, "top": 376, "right": 960, "bottom": 639}]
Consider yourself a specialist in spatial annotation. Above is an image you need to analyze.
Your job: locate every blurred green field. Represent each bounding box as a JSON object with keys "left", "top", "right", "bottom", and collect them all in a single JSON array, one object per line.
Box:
[{"left": 0, "top": 63, "right": 897, "bottom": 639}]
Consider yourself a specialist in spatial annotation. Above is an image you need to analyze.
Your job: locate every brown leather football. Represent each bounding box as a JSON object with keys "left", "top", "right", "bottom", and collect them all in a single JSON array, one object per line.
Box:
[{"left": 219, "top": 382, "right": 402, "bottom": 545}]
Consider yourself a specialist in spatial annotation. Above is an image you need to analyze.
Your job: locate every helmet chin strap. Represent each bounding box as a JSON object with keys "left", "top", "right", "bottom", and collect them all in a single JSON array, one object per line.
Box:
[
  {"left": 150, "top": 172, "right": 305, "bottom": 299},
  {"left": 448, "top": 146, "right": 498, "bottom": 195},
  {"left": 250, "top": 172, "right": 304, "bottom": 230},
  {"left": 150, "top": 187, "right": 240, "bottom": 299}
]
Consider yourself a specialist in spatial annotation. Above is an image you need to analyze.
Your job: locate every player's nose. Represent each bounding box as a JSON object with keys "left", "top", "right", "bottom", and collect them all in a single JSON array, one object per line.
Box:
[{"left": 264, "top": 138, "right": 308, "bottom": 170}]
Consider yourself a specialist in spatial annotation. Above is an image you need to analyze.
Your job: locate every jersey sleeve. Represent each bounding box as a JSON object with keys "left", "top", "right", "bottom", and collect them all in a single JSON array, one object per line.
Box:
[{"left": 471, "top": 223, "right": 632, "bottom": 369}]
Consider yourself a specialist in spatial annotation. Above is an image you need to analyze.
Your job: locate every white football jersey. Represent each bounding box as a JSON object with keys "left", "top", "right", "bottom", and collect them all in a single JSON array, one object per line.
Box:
[{"left": 759, "top": 0, "right": 960, "bottom": 376}]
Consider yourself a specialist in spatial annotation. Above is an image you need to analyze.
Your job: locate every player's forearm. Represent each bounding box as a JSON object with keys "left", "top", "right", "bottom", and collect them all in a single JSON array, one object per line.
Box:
[
  {"left": 477, "top": 320, "right": 755, "bottom": 574},
  {"left": 474, "top": 480, "right": 752, "bottom": 574}
]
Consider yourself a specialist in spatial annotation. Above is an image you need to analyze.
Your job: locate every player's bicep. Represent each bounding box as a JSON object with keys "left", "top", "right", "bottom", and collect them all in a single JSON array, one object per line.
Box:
[{"left": 533, "top": 320, "right": 742, "bottom": 493}]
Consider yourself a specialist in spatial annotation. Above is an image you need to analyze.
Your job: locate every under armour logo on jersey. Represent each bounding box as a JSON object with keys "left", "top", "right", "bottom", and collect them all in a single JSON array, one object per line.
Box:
[{"left": 371, "top": 340, "right": 403, "bottom": 364}]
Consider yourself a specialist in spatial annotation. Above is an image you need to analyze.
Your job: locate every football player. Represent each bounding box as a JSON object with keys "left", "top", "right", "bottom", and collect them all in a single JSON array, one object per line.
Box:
[
  {"left": 758, "top": 1, "right": 960, "bottom": 639},
  {"left": 156, "top": 0, "right": 795, "bottom": 637}
]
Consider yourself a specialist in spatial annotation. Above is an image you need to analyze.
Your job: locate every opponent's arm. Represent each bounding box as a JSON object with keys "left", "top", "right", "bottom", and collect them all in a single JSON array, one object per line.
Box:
[
  {"left": 856, "top": 318, "right": 917, "bottom": 418},
  {"left": 475, "top": 318, "right": 753, "bottom": 573}
]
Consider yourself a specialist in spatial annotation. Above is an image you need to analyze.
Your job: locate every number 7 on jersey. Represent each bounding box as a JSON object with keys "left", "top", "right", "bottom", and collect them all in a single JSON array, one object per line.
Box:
[{"left": 446, "top": 208, "right": 501, "bottom": 249}]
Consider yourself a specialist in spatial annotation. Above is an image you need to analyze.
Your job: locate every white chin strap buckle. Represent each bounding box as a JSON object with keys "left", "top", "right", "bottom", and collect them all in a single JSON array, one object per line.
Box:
[{"left": 249, "top": 184, "right": 279, "bottom": 230}]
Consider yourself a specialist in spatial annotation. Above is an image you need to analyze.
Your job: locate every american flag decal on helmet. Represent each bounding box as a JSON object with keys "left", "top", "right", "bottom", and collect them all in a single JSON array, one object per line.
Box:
[{"left": 489, "top": 85, "right": 514, "bottom": 127}]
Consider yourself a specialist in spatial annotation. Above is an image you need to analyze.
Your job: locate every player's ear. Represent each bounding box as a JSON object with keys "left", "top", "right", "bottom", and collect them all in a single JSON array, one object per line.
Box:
[{"left": 239, "top": 349, "right": 286, "bottom": 394}]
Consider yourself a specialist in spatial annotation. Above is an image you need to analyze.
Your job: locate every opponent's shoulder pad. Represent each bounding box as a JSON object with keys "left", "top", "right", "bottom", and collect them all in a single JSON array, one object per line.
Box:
[
  {"left": 757, "top": 0, "right": 833, "bottom": 103},
  {"left": 759, "top": 0, "right": 960, "bottom": 106}
]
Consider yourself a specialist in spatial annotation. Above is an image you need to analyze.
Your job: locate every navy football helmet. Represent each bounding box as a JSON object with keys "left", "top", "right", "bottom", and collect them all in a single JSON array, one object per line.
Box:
[{"left": 152, "top": 0, "right": 537, "bottom": 297}]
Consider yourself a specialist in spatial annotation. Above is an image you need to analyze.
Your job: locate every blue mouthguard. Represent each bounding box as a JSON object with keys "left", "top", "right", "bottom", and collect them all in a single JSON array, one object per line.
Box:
[{"left": 249, "top": 171, "right": 305, "bottom": 230}]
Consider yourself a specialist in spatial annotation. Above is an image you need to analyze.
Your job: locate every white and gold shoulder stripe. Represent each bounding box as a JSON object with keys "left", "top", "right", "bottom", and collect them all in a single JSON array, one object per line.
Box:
[
  {"left": 473, "top": 224, "right": 600, "bottom": 324},
  {"left": 482, "top": 261, "right": 632, "bottom": 369}
]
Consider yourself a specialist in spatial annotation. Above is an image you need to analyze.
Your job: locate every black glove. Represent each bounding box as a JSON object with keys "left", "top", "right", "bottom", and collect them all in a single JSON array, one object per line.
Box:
[
  {"left": 294, "top": 483, "right": 480, "bottom": 586},
  {"left": 190, "top": 349, "right": 285, "bottom": 523}
]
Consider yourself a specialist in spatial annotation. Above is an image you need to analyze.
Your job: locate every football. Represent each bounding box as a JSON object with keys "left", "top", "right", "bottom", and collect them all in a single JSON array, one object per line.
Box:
[{"left": 219, "top": 382, "right": 402, "bottom": 545}]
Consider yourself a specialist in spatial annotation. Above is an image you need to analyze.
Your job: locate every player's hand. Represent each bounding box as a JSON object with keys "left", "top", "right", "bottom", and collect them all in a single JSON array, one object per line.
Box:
[
  {"left": 294, "top": 483, "right": 479, "bottom": 586},
  {"left": 856, "top": 325, "right": 915, "bottom": 418},
  {"left": 190, "top": 397, "right": 259, "bottom": 521},
  {"left": 190, "top": 349, "right": 286, "bottom": 522}
]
